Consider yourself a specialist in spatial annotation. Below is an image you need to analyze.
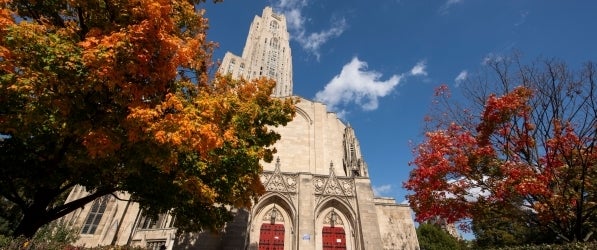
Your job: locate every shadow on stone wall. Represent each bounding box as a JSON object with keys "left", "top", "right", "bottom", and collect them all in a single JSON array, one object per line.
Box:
[{"left": 173, "top": 209, "right": 249, "bottom": 250}]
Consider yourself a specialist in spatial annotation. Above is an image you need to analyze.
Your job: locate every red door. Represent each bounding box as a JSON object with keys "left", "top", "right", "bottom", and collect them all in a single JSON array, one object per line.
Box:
[
  {"left": 259, "top": 223, "right": 285, "bottom": 250},
  {"left": 322, "top": 226, "right": 346, "bottom": 250}
]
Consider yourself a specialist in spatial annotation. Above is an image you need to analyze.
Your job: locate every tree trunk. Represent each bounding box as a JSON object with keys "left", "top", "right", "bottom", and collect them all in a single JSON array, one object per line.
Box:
[
  {"left": 11, "top": 188, "right": 115, "bottom": 238},
  {"left": 12, "top": 206, "right": 49, "bottom": 238}
]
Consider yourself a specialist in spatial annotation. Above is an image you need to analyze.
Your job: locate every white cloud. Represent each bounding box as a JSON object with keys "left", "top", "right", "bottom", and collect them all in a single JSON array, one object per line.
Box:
[
  {"left": 464, "top": 186, "right": 491, "bottom": 202},
  {"left": 444, "top": 177, "right": 491, "bottom": 202},
  {"left": 454, "top": 70, "right": 468, "bottom": 87},
  {"left": 300, "top": 19, "right": 347, "bottom": 58},
  {"left": 410, "top": 60, "right": 428, "bottom": 76},
  {"left": 482, "top": 53, "right": 504, "bottom": 65},
  {"left": 439, "top": 0, "right": 464, "bottom": 14},
  {"left": 273, "top": 0, "right": 347, "bottom": 60},
  {"left": 515, "top": 10, "right": 529, "bottom": 26},
  {"left": 373, "top": 184, "right": 393, "bottom": 196},
  {"left": 447, "top": 0, "right": 463, "bottom": 4},
  {"left": 314, "top": 57, "right": 402, "bottom": 114}
]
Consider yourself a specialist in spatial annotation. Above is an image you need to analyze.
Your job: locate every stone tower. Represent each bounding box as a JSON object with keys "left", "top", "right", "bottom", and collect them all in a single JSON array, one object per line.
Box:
[
  {"left": 219, "top": 7, "right": 293, "bottom": 97},
  {"left": 59, "top": 6, "right": 420, "bottom": 250}
]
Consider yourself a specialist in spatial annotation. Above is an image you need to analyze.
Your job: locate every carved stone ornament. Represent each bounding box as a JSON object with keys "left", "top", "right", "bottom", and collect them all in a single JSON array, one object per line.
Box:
[
  {"left": 323, "top": 210, "right": 343, "bottom": 226},
  {"left": 261, "top": 158, "right": 298, "bottom": 193},
  {"left": 314, "top": 162, "right": 354, "bottom": 196},
  {"left": 263, "top": 207, "right": 284, "bottom": 222}
]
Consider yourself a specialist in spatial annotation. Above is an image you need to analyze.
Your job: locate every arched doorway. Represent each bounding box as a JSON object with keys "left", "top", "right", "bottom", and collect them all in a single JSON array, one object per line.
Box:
[
  {"left": 322, "top": 209, "right": 346, "bottom": 250},
  {"left": 258, "top": 206, "right": 286, "bottom": 250},
  {"left": 249, "top": 194, "right": 296, "bottom": 250},
  {"left": 315, "top": 199, "right": 356, "bottom": 250}
]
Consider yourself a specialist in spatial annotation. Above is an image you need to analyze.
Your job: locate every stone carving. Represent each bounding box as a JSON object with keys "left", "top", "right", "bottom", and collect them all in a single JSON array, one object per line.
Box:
[
  {"left": 313, "top": 163, "right": 354, "bottom": 197},
  {"left": 263, "top": 207, "right": 284, "bottom": 223},
  {"left": 323, "top": 210, "right": 343, "bottom": 226},
  {"left": 343, "top": 126, "right": 368, "bottom": 177},
  {"left": 261, "top": 158, "right": 298, "bottom": 193},
  {"left": 314, "top": 178, "right": 324, "bottom": 191},
  {"left": 260, "top": 174, "right": 270, "bottom": 184},
  {"left": 338, "top": 179, "right": 354, "bottom": 196}
]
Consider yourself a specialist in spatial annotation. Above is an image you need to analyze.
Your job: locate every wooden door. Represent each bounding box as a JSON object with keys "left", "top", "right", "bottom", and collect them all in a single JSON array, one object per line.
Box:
[
  {"left": 259, "top": 223, "right": 285, "bottom": 250},
  {"left": 322, "top": 226, "right": 346, "bottom": 250}
]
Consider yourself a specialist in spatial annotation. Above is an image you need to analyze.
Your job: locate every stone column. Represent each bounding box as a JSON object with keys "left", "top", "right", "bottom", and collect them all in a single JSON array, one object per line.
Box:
[
  {"left": 297, "top": 173, "right": 316, "bottom": 249},
  {"left": 353, "top": 177, "right": 383, "bottom": 249}
]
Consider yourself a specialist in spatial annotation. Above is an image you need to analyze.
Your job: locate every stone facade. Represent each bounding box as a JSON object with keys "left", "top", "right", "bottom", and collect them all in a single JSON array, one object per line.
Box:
[
  {"left": 219, "top": 7, "right": 293, "bottom": 97},
  {"left": 60, "top": 6, "right": 419, "bottom": 250},
  {"left": 244, "top": 97, "right": 420, "bottom": 250},
  {"left": 60, "top": 187, "right": 178, "bottom": 249}
]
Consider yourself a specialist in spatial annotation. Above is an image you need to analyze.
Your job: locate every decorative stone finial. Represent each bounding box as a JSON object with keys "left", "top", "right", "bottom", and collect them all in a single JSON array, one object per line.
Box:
[{"left": 274, "top": 157, "right": 281, "bottom": 172}]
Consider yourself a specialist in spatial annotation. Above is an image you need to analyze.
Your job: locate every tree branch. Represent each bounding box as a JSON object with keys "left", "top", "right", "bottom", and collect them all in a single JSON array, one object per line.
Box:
[{"left": 46, "top": 187, "right": 116, "bottom": 223}]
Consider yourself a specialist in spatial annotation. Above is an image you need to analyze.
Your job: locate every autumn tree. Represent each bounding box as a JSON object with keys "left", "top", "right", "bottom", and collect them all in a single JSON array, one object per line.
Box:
[
  {"left": 404, "top": 55, "right": 597, "bottom": 244},
  {"left": 417, "top": 222, "right": 468, "bottom": 250},
  {"left": 0, "top": 0, "right": 295, "bottom": 238}
]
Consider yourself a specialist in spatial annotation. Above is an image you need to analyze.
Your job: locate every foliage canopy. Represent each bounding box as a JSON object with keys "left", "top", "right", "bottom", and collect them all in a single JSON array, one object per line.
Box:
[
  {"left": 405, "top": 55, "right": 597, "bottom": 244},
  {"left": 0, "top": 0, "right": 295, "bottom": 238}
]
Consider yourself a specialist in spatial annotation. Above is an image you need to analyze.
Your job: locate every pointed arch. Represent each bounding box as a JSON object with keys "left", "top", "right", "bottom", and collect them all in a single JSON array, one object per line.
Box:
[
  {"left": 249, "top": 193, "right": 296, "bottom": 250},
  {"left": 295, "top": 106, "right": 312, "bottom": 125},
  {"left": 315, "top": 197, "right": 358, "bottom": 250}
]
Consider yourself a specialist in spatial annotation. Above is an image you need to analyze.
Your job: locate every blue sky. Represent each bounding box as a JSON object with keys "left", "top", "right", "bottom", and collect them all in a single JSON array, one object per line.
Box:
[{"left": 202, "top": 1, "right": 597, "bottom": 203}]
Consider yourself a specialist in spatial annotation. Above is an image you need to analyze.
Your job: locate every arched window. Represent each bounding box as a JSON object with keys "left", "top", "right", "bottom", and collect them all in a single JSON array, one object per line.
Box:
[
  {"left": 270, "top": 20, "right": 278, "bottom": 31},
  {"left": 81, "top": 196, "right": 109, "bottom": 234},
  {"left": 270, "top": 37, "right": 279, "bottom": 48}
]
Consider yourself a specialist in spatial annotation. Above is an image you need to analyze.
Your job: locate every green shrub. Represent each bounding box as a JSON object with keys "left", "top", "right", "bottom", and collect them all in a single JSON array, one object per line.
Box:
[{"left": 0, "top": 221, "right": 79, "bottom": 249}]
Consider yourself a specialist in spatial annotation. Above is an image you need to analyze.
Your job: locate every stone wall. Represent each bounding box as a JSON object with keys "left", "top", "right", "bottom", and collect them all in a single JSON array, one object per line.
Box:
[{"left": 375, "top": 198, "right": 420, "bottom": 250}]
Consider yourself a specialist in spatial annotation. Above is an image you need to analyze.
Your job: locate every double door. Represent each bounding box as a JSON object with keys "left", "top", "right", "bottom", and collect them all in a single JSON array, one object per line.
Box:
[
  {"left": 322, "top": 226, "right": 346, "bottom": 250},
  {"left": 259, "top": 223, "right": 285, "bottom": 250}
]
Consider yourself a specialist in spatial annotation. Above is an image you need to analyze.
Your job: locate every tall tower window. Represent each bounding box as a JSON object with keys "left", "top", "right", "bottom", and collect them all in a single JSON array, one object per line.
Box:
[
  {"left": 270, "top": 37, "right": 279, "bottom": 49},
  {"left": 270, "top": 20, "right": 278, "bottom": 31}
]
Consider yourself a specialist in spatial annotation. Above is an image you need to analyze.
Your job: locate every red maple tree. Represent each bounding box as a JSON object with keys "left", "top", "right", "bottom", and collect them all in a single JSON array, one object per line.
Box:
[{"left": 405, "top": 57, "right": 597, "bottom": 243}]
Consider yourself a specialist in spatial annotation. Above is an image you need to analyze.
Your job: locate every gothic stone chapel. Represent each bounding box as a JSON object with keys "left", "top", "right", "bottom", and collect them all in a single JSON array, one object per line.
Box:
[{"left": 60, "top": 6, "right": 420, "bottom": 250}]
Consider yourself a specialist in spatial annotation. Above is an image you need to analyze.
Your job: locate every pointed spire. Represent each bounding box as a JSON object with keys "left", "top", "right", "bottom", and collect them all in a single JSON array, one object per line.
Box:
[{"left": 274, "top": 157, "right": 281, "bottom": 173}]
